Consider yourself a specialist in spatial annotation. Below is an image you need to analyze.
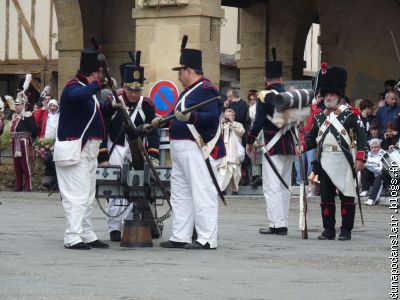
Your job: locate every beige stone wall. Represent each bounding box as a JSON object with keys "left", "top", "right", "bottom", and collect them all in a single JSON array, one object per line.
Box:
[
  {"left": 133, "top": 0, "right": 223, "bottom": 95},
  {"left": 316, "top": 0, "right": 400, "bottom": 101},
  {"left": 237, "top": 2, "right": 267, "bottom": 95},
  {"left": 53, "top": 0, "right": 83, "bottom": 96},
  {"left": 54, "top": 0, "right": 135, "bottom": 96}
]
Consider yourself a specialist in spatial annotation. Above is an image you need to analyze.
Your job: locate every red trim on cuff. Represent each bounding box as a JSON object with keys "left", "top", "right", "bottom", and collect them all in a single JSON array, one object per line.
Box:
[
  {"left": 248, "top": 131, "right": 257, "bottom": 138},
  {"left": 356, "top": 151, "right": 365, "bottom": 161},
  {"left": 147, "top": 148, "right": 160, "bottom": 154}
]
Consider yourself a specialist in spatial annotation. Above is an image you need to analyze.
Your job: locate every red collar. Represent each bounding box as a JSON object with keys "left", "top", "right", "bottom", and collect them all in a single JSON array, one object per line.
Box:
[{"left": 75, "top": 72, "right": 89, "bottom": 85}]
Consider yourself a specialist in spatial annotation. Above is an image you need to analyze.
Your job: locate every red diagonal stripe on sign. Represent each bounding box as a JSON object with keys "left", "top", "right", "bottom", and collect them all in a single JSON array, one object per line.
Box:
[{"left": 156, "top": 90, "right": 175, "bottom": 111}]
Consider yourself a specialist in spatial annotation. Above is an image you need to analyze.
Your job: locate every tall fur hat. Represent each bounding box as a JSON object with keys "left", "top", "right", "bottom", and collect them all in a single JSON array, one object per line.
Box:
[{"left": 318, "top": 66, "right": 347, "bottom": 98}]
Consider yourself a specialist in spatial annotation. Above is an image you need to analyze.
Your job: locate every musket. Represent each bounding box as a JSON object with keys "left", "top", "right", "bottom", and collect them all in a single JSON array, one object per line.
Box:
[
  {"left": 292, "top": 128, "right": 308, "bottom": 238},
  {"left": 90, "top": 37, "right": 172, "bottom": 210},
  {"left": 91, "top": 37, "right": 145, "bottom": 170},
  {"left": 298, "top": 151, "right": 308, "bottom": 239},
  {"left": 146, "top": 96, "right": 221, "bottom": 129},
  {"left": 261, "top": 147, "right": 292, "bottom": 193},
  {"left": 355, "top": 171, "right": 365, "bottom": 226}
]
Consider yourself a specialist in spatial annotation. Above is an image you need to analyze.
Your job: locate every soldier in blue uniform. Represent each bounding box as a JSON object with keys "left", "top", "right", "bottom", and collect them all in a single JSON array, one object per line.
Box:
[
  {"left": 297, "top": 66, "right": 368, "bottom": 240},
  {"left": 55, "top": 48, "right": 116, "bottom": 250},
  {"left": 98, "top": 53, "right": 160, "bottom": 242},
  {"left": 246, "top": 49, "right": 296, "bottom": 236},
  {"left": 153, "top": 36, "right": 225, "bottom": 250}
]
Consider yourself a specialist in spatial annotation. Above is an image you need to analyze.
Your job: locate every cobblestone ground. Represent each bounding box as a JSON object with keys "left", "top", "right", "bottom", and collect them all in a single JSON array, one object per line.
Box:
[{"left": 0, "top": 191, "right": 389, "bottom": 300}]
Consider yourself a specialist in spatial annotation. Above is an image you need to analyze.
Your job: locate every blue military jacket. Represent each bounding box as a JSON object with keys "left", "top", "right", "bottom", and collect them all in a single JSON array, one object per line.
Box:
[
  {"left": 57, "top": 73, "right": 114, "bottom": 148},
  {"left": 247, "top": 82, "right": 296, "bottom": 156},
  {"left": 169, "top": 78, "right": 225, "bottom": 159}
]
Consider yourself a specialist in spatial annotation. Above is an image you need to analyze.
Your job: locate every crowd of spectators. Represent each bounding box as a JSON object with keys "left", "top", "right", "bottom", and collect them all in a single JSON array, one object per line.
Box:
[
  {"left": 219, "top": 79, "right": 400, "bottom": 199},
  {"left": 0, "top": 88, "right": 59, "bottom": 191},
  {"left": 0, "top": 78, "right": 399, "bottom": 199}
]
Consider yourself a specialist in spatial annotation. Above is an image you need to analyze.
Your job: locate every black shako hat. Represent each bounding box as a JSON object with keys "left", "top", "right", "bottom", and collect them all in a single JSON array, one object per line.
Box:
[
  {"left": 122, "top": 51, "right": 145, "bottom": 90},
  {"left": 319, "top": 65, "right": 347, "bottom": 98},
  {"left": 79, "top": 48, "right": 101, "bottom": 76},
  {"left": 265, "top": 48, "right": 283, "bottom": 79},
  {"left": 172, "top": 35, "right": 203, "bottom": 72},
  {"left": 119, "top": 51, "right": 137, "bottom": 87}
]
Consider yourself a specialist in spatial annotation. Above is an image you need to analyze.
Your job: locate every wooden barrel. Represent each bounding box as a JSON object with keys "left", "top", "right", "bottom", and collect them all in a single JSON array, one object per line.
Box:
[{"left": 120, "top": 220, "right": 153, "bottom": 248}]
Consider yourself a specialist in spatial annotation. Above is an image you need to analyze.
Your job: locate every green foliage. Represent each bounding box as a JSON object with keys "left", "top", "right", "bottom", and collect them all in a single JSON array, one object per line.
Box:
[{"left": 0, "top": 120, "right": 10, "bottom": 151}]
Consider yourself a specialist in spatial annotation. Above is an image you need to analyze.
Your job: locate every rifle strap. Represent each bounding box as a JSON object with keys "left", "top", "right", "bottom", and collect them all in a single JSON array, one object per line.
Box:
[{"left": 108, "top": 108, "right": 135, "bottom": 158}]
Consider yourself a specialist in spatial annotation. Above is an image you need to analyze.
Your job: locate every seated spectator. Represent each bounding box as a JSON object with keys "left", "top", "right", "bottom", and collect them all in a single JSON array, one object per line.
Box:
[
  {"left": 368, "top": 121, "right": 379, "bottom": 142},
  {"left": 376, "top": 91, "right": 400, "bottom": 138},
  {"left": 361, "top": 139, "right": 386, "bottom": 206},
  {"left": 359, "top": 99, "right": 375, "bottom": 137},
  {"left": 34, "top": 99, "right": 60, "bottom": 140},
  {"left": 381, "top": 122, "right": 398, "bottom": 150},
  {"left": 217, "top": 109, "right": 245, "bottom": 195}
]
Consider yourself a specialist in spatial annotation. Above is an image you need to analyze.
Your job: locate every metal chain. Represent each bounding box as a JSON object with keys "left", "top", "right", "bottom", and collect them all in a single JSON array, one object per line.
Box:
[
  {"left": 156, "top": 208, "right": 172, "bottom": 223},
  {"left": 96, "top": 197, "right": 172, "bottom": 233},
  {"left": 96, "top": 197, "right": 131, "bottom": 219}
]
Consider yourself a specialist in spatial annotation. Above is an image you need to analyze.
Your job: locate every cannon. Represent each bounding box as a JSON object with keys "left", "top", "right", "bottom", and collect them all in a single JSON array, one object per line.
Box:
[{"left": 95, "top": 162, "right": 171, "bottom": 247}]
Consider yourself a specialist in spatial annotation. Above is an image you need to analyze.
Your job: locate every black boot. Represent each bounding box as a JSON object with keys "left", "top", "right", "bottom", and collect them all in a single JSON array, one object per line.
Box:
[
  {"left": 110, "top": 230, "right": 121, "bottom": 242},
  {"left": 318, "top": 203, "right": 336, "bottom": 240},
  {"left": 339, "top": 202, "right": 355, "bottom": 241},
  {"left": 251, "top": 176, "right": 261, "bottom": 188}
]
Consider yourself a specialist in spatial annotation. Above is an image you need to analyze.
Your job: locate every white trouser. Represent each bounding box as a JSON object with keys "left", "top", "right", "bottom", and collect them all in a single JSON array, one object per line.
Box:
[
  {"left": 56, "top": 140, "right": 101, "bottom": 246},
  {"left": 262, "top": 154, "right": 295, "bottom": 228},
  {"left": 106, "top": 144, "right": 132, "bottom": 232},
  {"left": 169, "top": 140, "right": 219, "bottom": 248}
]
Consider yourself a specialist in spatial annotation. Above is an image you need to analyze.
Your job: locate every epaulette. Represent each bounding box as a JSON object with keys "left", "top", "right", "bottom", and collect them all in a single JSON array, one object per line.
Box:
[
  {"left": 202, "top": 80, "right": 218, "bottom": 91},
  {"left": 257, "top": 90, "right": 274, "bottom": 103},
  {"left": 23, "top": 111, "right": 32, "bottom": 118},
  {"left": 65, "top": 79, "right": 78, "bottom": 86},
  {"left": 350, "top": 106, "right": 361, "bottom": 116},
  {"left": 142, "top": 97, "right": 154, "bottom": 107}
]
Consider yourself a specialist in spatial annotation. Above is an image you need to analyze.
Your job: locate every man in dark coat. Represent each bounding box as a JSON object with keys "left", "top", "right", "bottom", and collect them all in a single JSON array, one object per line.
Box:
[
  {"left": 98, "top": 55, "right": 160, "bottom": 242},
  {"left": 153, "top": 36, "right": 225, "bottom": 250},
  {"left": 246, "top": 48, "right": 296, "bottom": 236},
  {"left": 55, "top": 48, "right": 116, "bottom": 250}
]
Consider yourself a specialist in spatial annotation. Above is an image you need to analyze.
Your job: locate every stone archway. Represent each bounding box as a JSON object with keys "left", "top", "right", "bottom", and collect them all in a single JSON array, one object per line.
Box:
[
  {"left": 53, "top": 0, "right": 84, "bottom": 93},
  {"left": 238, "top": 0, "right": 319, "bottom": 94},
  {"left": 267, "top": 0, "right": 318, "bottom": 80},
  {"left": 53, "top": 0, "right": 135, "bottom": 95}
]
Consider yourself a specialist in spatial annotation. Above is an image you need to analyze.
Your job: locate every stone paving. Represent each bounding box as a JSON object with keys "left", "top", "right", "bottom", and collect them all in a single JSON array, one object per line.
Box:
[{"left": 0, "top": 191, "right": 391, "bottom": 300}]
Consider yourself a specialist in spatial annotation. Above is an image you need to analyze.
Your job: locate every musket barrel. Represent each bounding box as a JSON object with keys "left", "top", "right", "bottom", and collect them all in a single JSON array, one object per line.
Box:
[{"left": 158, "top": 96, "right": 221, "bottom": 126}]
